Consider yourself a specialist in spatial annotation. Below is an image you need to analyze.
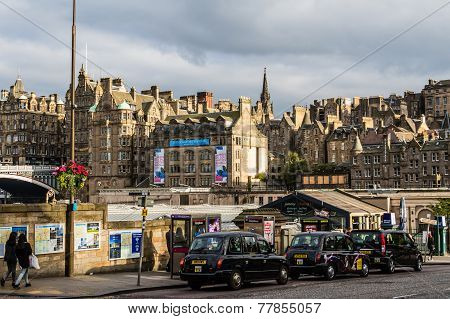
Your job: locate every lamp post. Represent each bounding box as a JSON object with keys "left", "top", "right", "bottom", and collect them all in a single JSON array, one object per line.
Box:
[{"left": 65, "top": 0, "right": 76, "bottom": 277}]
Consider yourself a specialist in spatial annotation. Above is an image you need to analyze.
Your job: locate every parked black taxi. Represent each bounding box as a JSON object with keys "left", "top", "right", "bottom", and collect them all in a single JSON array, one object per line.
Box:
[
  {"left": 179, "top": 231, "right": 289, "bottom": 290},
  {"left": 350, "top": 230, "right": 423, "bottom": 273},
  {"left": 286, "top": 231, "right": 370, "bottom": 280}
]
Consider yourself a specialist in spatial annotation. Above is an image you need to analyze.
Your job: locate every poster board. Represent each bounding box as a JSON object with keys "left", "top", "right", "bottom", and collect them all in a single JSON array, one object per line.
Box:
[
  {"left": 192, "top": 218, "right": 207, "bottom": 238},
  {"left": 109, "top": 229, "right": 142, "bottom": 260},
  {"left": 214, "top": 146, "right": 228, "bottom": 183},
  {"left": 264, "top": 220, "right": 275, "bottom": 245},
  {"left": 75, "top": 222, "right": 101, "bottom": 251},
  {"left": 0, "top": 226, "right": 28, "bottom": 258},
  {"left": 153, "top": 148, "right": 165, "bottom": 184},
  {"left": 35, "top": 224, "right": 64, "bottom": 255},
  {"left": 207, "top": 216, "right": 221, "bottom": 233}
]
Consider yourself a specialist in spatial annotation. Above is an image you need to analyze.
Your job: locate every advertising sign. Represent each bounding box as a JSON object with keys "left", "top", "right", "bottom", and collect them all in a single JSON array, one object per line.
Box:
[
  {"left": 264, "top": 220, "right": 275, "bottom": 245},
  {"left": 153, "top": 148, "right": 165, "bottom": 185},
  {"left": 244, "top": 216, "right": 264, "bottom": 234},
  {"left": 192, "top": 218, "right": 207, "bottom": 238},
  {"left": 208, "top": 217, "right": 221, "bottom": 233},
  {"left": 215, "top": 146, "right": 228, "bottom": 183},
  {"left": 108, "top": 229, "right": 142, "bottom": 260},
  {"left": 0, "top": 226, "right": 28, "bottom": 258},
  {"left": 35, "top": 224, "right": 64, "bottom": 255},
  {"left": 74, "top": 222, "right": 101, "bottom": 251},
  {"left": 169, "top": 138, "right": 210, "bottom": 147},
  {"left": 382, "top": 212, "right": 396, "bottom": 226}
]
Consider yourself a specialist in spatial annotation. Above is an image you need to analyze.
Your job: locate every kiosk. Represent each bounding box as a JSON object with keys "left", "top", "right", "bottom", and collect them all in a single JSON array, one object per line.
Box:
[
  {"left": 169, "top": 214, "right": 191, "bottom": 278},
  {"left": 243, "top": 215, "right": 275, "bottom": 246}
]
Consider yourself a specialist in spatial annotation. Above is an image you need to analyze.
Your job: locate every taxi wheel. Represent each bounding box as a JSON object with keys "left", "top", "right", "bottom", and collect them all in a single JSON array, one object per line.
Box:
[
  {"left": 228, "top": 270, "right": 243, "bottom": 290},
  {"left": 277, "top": 265, "right": 289, "bottom": 285},
  {"left": 188, "top": 281, "right": 202, "bottom": 290},
  {"left": 414, "top": 257, "right": 423, "bottom": 272},
  {"left": 324, "top": 264, "right": 336, "bottom": 280},
  {"left": 384, "top": 258, "right": 395, "bottom": 274},
  {"left": 360, "top": 261, "right": 369, "bottom": 277}
]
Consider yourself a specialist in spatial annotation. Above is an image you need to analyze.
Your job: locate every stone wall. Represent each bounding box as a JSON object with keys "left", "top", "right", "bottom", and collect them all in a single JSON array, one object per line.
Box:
[{"left": 0, "top": 203, "right": 171, "bottom": 278}]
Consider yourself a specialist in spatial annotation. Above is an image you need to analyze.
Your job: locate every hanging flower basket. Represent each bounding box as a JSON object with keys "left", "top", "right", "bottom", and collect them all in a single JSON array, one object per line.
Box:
[{"left": 53, "top": 161, "right": 89, "bottom": 196}]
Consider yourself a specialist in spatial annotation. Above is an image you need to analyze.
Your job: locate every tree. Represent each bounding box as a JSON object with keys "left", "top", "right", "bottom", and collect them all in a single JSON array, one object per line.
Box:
[
  {"left": 431, "top": 198, "right": 450, "bottom": 219},
  {"left": 281, "top": 152, "right": 309, "bottom": 190}
]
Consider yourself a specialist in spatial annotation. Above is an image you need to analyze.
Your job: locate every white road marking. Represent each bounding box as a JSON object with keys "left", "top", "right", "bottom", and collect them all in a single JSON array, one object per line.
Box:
[{"left": 393, "top": 293, "right": 419, "bottom": 299}]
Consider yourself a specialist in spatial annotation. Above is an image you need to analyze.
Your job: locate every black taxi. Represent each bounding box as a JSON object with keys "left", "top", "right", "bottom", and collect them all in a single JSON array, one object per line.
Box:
[
  {"left": 286, "top": 232, "right": 370, "bottom": 280},
  {"left": 179, "top": 232, "right": 289, "bottom": 290}
]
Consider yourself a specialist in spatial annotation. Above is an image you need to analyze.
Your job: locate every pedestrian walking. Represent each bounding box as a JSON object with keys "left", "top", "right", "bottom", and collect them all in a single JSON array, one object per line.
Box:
[
  {"left": 427, "top": 232, "right": 435, "bottom": 261},
  {"left": 1, "top": 232, "right": 17, "bottom": 287},
  {"left": 13, "top": 233, "right": 32, "bottom": 289}
]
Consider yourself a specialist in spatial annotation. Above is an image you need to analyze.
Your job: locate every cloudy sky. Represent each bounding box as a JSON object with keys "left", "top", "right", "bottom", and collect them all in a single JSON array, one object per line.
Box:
[{"left": 1, "top": 0, "right": 450, "bottom": 116}]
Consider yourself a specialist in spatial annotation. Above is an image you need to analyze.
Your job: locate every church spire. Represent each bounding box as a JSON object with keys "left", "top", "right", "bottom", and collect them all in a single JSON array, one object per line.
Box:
[{"left": 260, "top": 67, "right": 270, "bottom": 108}]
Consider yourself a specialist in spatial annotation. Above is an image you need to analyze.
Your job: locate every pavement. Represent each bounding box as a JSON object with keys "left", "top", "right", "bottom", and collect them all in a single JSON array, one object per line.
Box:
[
  {"left": 0, "top": 256, "right": 448, "bottom": 299},
  {"left": 0, "top": 271, "right": 186, "bottom": 298},
  {"left": 424, "top": 255, "right": 450, "bottom": 265},
  {"left": 113, "top": 264, "right": 450, "bottom": 299}
]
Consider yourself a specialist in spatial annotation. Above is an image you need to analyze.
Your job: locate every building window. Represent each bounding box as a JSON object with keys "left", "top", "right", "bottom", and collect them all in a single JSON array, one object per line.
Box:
[
  {"left": 394, "top": 167, "right": 400, "bottom": 177},
  {"left": 259, "top": 197, "right": 264, "bottom": 206},
  {"left": 423, "top": 153, "right": 428, "bottom": 162},
  {"left": 170, "top": 151, "right": 180, "bottom": 161},
  {"left": 423, "top": 167, "right": 428, "bottom": 176},
  {"left": 432, "top": 166, "right": 439, "bottom": 175},
  {"left": 364, "top": 169, "right": 371, "bottom": 178},
  {"left": 184, "top": 150, "right": 195, "bottom": 161},
  {"left": 432, "top": 152, "right": 439, "bottom": 162},
  {"left": 373, "top": 155, "right": 380, "bottom": 164},
  {"left": 353, "top": 157, "right": 357, "bottom": 165},
  {"left": 394, "top": 181, "right": 400, "bottom": 188},
  {"left": 373, "top": 168, "right": 381, "bottom": 177}
]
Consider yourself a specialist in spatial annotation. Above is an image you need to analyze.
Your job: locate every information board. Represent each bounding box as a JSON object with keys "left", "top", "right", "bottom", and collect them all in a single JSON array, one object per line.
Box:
[
  {"left": 74, "top": 222, "right": 101, "bottom": 251},
  {"left": 0, "top": 226, "right": 28, "bottom": 258},
  {"left": 35, "top": 224, "right": 64, "bottom": 255},
  {"left": 109, "top": 229, "right": 142, "bottom": 260}
]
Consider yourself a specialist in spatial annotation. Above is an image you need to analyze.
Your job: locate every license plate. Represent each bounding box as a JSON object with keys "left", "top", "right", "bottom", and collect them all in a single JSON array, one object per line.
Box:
[
  {"left": 374, "top": 257, "right": 381, "bottom": 263},
  {"left": 194, "top": 266, "right": 202, "bottom": 272},
  {"left": 294, "top": 254, "right": 307, "bottom": 258},
  {"left": 356, "top": 258, "right": 363, "bottom": 270},
  {"left": 191, "top": 260, "right": 207, "bottom": 265},
  {"left": 360, "top": 250, "right": 372, "bottom": 255},
  {"left": 296, "top": 259, "right": 304, "bottom": 265}
]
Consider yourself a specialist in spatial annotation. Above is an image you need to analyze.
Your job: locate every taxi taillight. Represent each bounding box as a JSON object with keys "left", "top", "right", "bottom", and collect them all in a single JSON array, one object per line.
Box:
[
  {"left": 179, "top": 257, "right": 185, "bottom": 269},
  {"left": 315, "top": 252, "right": 321, "bottom": 263},
  {"left": 217, "top": 257, "right": 224, "bottom": 269},
  {"left": 380, "top": 233, "right": 386, "bottom": 256}
]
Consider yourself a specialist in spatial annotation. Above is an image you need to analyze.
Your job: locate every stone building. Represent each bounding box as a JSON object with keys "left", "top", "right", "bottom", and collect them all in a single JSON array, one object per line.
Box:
[
  {"left": 422, "top": 79, "right": 450, "bottom": 122},
  {"left": 149, "top": 97, "right": 268, "bottom": 188},
  {"left": 88, "top": 77, "right": 175, "bottom": 197},
  {"left": 326, "top": 126, "right": 358, "bottom": 165},
  {"left": 0, "top": 78, "right": 66, "bottom": 166},
  {"left": 351, "top": 131, "right": 449, "bottom": 189}
]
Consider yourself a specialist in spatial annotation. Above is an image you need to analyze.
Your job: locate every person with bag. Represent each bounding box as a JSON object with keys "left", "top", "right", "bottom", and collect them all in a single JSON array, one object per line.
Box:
[
  {"left": 13, "top": 233, "right": 32, "bottom": 289},
  {"left": 1, "top": 232, "right": 17, "bottom": 287}
]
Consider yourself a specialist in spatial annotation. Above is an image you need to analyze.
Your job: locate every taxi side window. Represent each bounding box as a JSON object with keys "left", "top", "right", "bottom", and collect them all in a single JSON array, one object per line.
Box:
[
  {"left": 257, "top": 239, "right": 270, "bottom": 254},
  {"left": 335, "top": 235, "right": 347, "bottom": 251},
  {"left": 243, "top": 236, "right": 258, "bottom": 254},
  {"left": 228, "top": 236, "right": 242, "bottom": 254},
  {"left": 323, "top": 236, "right": 335, "bottom": 251},
  {"left": 345, "top": 237, "right": 355, "bottom": 251}
]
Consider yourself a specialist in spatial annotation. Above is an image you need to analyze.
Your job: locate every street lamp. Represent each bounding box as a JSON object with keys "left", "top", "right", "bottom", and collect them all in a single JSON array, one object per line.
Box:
[{"left": 65, "top": 0, "right": 76, "bottom": 277}]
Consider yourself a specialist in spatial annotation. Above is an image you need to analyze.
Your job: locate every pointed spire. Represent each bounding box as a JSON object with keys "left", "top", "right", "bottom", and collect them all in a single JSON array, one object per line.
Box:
[
  {"left": 260, "top": 67, "right": 270, "bottom": 108},
  {"left": 352, "top": 134, "right": 363, "bottom": 154}
]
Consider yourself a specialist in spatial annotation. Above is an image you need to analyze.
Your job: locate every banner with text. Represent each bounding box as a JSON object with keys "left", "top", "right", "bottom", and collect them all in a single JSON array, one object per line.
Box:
[
  {"left": 215, "top": 146, "right": 228, "bottom": 183},
  {"left": 154, "top": 148, "right": 165, "bottom": 185}
]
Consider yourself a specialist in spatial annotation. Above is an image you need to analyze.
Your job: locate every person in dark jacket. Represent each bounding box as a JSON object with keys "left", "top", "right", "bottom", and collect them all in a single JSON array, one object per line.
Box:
[
  {"left": 427, "top": 232, "right": 435, "bottom": 261},
  {"left": 13, "top": 233, "right": 32, "bottom": 289},
  {"left": 1, "top": 232, "right": 17, "bottom": 287}
]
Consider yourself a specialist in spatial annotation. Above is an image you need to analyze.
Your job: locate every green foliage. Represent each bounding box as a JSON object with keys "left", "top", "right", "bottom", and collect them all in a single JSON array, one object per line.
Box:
[
  {"left": 311, "top": 163, "right": 348, "bottom": 174},
  {"left": 254, "top": 172, "right": 267, "bottom": 182},
  {"left": 431, "top": 198, "right": 450, "bottom": 218},
  {"left": 281, "top": 152, "right": 308, "bottom": 189}
]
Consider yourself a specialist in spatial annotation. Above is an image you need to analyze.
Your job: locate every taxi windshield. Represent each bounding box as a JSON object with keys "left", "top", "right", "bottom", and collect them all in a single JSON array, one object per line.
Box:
[
  {"left": 190, "top": 237, "right": 224, "bottom": 254},
  {"left": 291, "top": 234, "right": 321, "bottom": 250}
]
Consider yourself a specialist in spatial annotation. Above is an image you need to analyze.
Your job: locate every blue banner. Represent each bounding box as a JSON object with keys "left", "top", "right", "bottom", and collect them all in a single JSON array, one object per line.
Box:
[
  {"left": 169, "top": 138, "right": 210, "bottom": 147},
  {"left": 132, "top": 232, "right": 142, "bottom": 254}
]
